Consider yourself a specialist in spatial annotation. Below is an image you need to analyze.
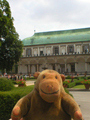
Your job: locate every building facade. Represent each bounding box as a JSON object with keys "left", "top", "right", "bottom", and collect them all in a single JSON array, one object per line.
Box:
[{"left": 18, "top": 28, "right": 90, "bottom": 75}]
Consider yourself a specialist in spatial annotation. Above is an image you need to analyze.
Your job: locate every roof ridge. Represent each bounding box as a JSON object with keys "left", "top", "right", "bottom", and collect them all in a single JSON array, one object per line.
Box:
[{"left": 34, "top": 27, "right": 90, "bottom": 36}]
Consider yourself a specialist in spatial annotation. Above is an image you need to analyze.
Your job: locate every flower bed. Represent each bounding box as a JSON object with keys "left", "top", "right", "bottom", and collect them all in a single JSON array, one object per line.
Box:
[
  {"left": 63, "top": 79, "right": 85, "bottom": 88},
  {"left": 16, "top": 79, "right": 26, "bottom": 87},
  {"left": 81, "top": 80, "right": 90, "bottom": 89},
  {"left": 63, "top": 80, "right": 70, "bottom": 88}
]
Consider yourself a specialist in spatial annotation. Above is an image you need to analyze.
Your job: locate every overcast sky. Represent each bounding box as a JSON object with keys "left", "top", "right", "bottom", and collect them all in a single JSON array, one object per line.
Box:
[{"left": 7, "top": 0, "right": 90, "bottom": 40}]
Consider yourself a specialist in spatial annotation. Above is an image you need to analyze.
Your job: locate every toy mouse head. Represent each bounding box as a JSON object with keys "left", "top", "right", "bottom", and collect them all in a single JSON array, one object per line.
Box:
[{"left": 35, "top": 70, "right": 65, "bottom": 103}]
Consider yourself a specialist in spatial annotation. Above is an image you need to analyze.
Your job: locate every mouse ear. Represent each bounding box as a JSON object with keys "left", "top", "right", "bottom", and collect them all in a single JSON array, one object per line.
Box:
[
  {"left": 33, "top": 72, "right": 40, "bottom": 79},
  {"left": 61, "top": 74, "right": 65, "bottom": 82}
]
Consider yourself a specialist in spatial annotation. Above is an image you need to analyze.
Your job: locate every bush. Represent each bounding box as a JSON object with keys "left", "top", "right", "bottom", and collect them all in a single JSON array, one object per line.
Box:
[
  {"left": 67, "top": 79, "right": 85, "bottom": 88},
  {"left": 0, "top": 93, "right": 21, "bottom": 120},
  {"left": 87, "top": 76, "right": 90, "bottom": 79},
  {"left": 74, "top": 77, "right": 79, "bottom": 80},
  {"left": 0, "top": 85, "right": 34, "bottom": 120},
  {"left": 64, "top": 88, "right": 73, "bottom": 97},
  {"left": 68, "top": 82, "right": 76, "bottom": 88},
  {"left": 0, "top": 78, "right": 14, "bottom": 91}
]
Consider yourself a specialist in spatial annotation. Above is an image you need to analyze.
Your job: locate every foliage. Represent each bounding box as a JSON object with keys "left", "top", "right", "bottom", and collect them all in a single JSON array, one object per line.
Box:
[
  {"left": 63, "top": 80, "right": 70, "bottom": 85},
  {"left": 63, "top": 80, "right": 70, "bottom": 87},
  {"left": 16, "top": 79, "right": 26, "bottom": 86},
  {"left": 0, "top": 0, "right": 23, "bottom": 72},
  {"left": 64, "top": 88, "right": 73, "bottom": 97},
  {"left": 0, "top": 77, "right": 14, "bottom": 91},
  {"left": 74, "top": 77, "right": 79, "bottom": 80},
  {"left": 0, "top": 85, "right": 34, "bottom": 120},
  {"left": 65, "top": 79, "right": 85, "bottom": 88},
  {"left": 23, "top": 76, "right": 36, "bottom": 80},
  {"left": 87, "top": 76, "right": 90, "bottom": 79},
  {"left": 81, "top": 80, "right": 90, "bottom": 85},
  {"left": 68, "top": 82, "right": 76, "bottom": 88},
  {"left": 30, "top": 76, "right": 36, "bottom": 79}
]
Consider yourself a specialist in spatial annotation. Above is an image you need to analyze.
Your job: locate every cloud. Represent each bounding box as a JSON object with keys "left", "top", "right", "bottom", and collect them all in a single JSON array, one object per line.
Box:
[{"left": 7, "top": 0, "right": 90, "bottom": 40}]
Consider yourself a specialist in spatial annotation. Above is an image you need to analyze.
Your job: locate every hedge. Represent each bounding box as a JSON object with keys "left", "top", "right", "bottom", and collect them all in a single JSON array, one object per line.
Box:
[
  {"left": 0, "top": 78, "right": 14, "bottom": 91},
  {"left": 0, "top": 85, "right": 34, "bottom": 120},
  {"left": 67, "top": 79, "right": 85, "bottom": 88}
]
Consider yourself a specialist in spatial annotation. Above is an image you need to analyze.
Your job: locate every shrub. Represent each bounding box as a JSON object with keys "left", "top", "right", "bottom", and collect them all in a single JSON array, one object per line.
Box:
[
  {"left": 81, "top": 80, "right": 90, "bottom": 85},
  {"left": 16, "top": 79, "right": 26, "bottom": 86},
  {"left": 74, "top": 77, "right": 79, "bottom": 80},
  {"left": 0, "top": 93, "right": 21, "bottom": 120},
  {"left": 76, "top": 79, "right": 85, "bottom": 85},
  {"left": 67, "top": 79, "right": 85, "bottom": 88},
  {"left": 80, "top": 76, "right": 87, "bottom": 80},
  {"left": 87, "top": 76, "right": 90, "bottom": 79},
  {"left": 68, "top": 82, "right": 76, "bottom": 88},
  {"left": 0, "top": 78, "right": 14, "bottom": 91},
  {"left": 0, "top": 85, "right": 34, "bottom": 120},
  {"left": 63, "top": 80, "right": 70, "bottom": 87},
  {"left": 64, "top": 88, "right": 73, "bottom": 97}
]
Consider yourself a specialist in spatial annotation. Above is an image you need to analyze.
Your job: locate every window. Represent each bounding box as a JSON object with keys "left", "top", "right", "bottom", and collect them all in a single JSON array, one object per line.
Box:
[
  {"left": 53, "top": 46, "right": 59, "bottom": 54},
  {"left": 71, "top": 64, "right": 75, "bottom": 72},
  {"left": 40, "top": 51, "right": 43, "bottom": 55},
  {"left": 68, "top": 45, "right": 74, "bottom": 53},
  {"left": 26, "top": 48, "right": 32, "bottom": 56},
  {"left": 83, "top": 45, "right": 89, "bottom": 53}
]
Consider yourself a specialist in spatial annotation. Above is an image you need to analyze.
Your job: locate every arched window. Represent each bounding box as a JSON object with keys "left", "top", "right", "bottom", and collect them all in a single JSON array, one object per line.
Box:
[{"left": 26, "top": 48, "right": 32, "bottom": 56}]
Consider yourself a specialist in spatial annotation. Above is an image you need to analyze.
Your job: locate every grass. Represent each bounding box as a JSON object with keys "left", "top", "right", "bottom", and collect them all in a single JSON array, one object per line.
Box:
[
  {"left": 73, "top": 85, "right": 85, "bottom": 89},
  {"left": 0, "top": 85, "right": 34, "bottom": 96}
]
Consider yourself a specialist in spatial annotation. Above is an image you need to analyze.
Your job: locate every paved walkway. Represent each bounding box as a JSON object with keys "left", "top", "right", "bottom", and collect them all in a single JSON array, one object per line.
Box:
[{"left": 69, "top": 91, "right": 90, "bottom": 120}]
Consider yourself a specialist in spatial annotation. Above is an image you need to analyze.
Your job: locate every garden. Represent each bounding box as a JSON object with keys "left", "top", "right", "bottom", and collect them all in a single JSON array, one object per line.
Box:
[
  {"left": 0, "top": 75, "right": 90, "bottom": 120},
  {"left": 63, "top": 75, "right": 90, "bottom": 90}
]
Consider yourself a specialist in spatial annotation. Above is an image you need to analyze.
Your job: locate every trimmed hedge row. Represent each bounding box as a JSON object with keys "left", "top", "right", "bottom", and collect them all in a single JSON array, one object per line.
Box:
[
  {"left": 0, "top": 85, "right": 34, "bottom": 120},
  {"left": 0, "top": 93, "right": 21, "bottom": 120},
  {"left": 67, "top": 79, "right": 85, "bottom": 88}
]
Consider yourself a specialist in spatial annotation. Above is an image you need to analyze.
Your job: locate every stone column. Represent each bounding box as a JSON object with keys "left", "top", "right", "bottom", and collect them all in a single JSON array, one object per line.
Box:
[
  {"left": 29, "top": 64, "right": 31, "bottom": 74},
  {"left": 59, "top": 45, "right": 60, "bottom": 55},
  {"left": 66, "top": 45, "right": 67, "bottom": 54},
  {"left": 75, "top": 63, "right": 77, "bottom": 72},
  {"left": 44, "top": 46, "right": 46, "bottom": 55},
  {"left": 65, "top": 63, "right": 67, "bottom": 72},
  {"left": 85, "top": 62, "right": 87, "bottom": 72},
  {"left": 38, "top": 47, "right": 39, "bottom": 56},
  {"left": 74, "top": 44, "right": 76, "bottom": 53},
  {"left": 26, "top": 65, "right": 29, "bottom": 74},
  {"left": 55, "top": 63, "right": 58, "bottom": 71},
  {"left": 37, "top": 64, "right": 39, "bottom": 71}
]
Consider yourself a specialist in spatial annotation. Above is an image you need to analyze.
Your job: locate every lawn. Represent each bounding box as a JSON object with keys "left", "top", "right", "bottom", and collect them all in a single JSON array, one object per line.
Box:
[{"left": 73, "top": 85, "right": 85, "bottom": 89}]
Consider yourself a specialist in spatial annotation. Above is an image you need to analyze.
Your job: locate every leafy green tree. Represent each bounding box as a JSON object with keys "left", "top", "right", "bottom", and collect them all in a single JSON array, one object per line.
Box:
[{"left": 0, "top": 0, "right": 23, "bottom": 72}]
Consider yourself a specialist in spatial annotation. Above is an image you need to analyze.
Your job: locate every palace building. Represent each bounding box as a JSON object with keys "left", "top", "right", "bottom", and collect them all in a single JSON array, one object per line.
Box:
[{"left": 18, "top": 27, "right": 90, "bottom": 75}]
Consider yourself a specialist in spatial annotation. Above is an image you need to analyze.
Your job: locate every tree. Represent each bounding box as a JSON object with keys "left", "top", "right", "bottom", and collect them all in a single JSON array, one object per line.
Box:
[{"left": 0, "top": 0, "right": 23, "bottom": 73}]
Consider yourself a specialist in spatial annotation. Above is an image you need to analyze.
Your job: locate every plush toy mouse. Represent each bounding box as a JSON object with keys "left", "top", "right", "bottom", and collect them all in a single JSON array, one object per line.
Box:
[{"left": 11, "top": 70, "right": 83, "bottom": 120}]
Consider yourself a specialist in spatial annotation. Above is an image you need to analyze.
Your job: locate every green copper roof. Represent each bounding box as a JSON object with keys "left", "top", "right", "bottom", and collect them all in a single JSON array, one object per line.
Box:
[{"left": 22, "top": 28, "right": 90, "bottom": 46}]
